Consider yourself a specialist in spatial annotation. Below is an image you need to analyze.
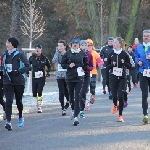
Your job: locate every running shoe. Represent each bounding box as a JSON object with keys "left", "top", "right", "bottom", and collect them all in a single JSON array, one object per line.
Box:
[
  {"left": 37, "top": 107, "right": 42, "bottom": 113},
  {"left": 90, "top": 95, "right": 95, "bottom": 104},
  {"left": 64, "top": 102, "right": 69, "bottom": 110},
  {"left": 80, "top": 111, "right": 85, "bottom": 118},
  {"left": 18, "top": 117, "right": 24, "bottom": 127},
  {"left": 142, "top": 115, "right": 148, "bottom": 124},
  {"left": 111, "top": 105, "right": 117, "bottom": 114},
  {"left": 3, "top": 111, "right": 6, "bottom": 120},
  {"left": 5, "top": 122, "right": 12, "bottom": 131},
  {"left": 118, "top": 115, "right": 124, "bottom": 122},
  {"left": 70, "top": 110, "right": 74, "bottom": 120},
  {"left": 62, "top": 110, "right": 66, "bottom": 116},
  {"left": 73, "top": 117, "right": 79, "bottom": 126},
  {"left": 124, "top": 101, "right": 128, "bottom": 108}
]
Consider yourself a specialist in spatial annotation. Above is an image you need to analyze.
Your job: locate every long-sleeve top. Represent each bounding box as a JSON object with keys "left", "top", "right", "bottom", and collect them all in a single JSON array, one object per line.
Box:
[
  {"left": 106, "top": 50, "right": 131, "bottom": 79},
  {"left": 85, "top": 50, "right": 93, "bottom": 77},
  {"left": 134, "top": 44, "right": 150, "bottom": 73},
  {"left": 61, "top": 49, "right": 89, "bottom": 82},
  {"left": 29, "top": 54, "right": 51, "bottom": 78},
  {"left": 90, "top": 50, "right": 103, "bottom": 75},
  {"left": 52, "top": 49, "right": 67, "bottom": 79},
  {"left": 3, "top": 49, "right": 30, "bottom": 85},
  {"left": 100, "top": 45, "right": 113, "bottom": 67}
]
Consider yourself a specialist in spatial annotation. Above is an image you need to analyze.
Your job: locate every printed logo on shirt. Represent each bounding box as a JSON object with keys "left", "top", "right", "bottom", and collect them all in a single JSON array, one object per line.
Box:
[{"left": 6, "top": 64, "right": 12, "bottom": 72}]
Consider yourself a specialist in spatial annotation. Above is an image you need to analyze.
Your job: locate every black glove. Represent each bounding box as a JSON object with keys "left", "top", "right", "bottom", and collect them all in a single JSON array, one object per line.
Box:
[
  {"left": 46, "top": 72, "right": 50, "bottom": 77},
  {"left": 11, "top": 70, "right": 20, "bottom": 75}
]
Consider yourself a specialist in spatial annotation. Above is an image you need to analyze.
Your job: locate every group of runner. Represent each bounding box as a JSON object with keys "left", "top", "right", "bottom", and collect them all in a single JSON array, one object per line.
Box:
[
  {"left": 0, "top": 29, "right": 150, "bottom": 130},
  {"left": 54, "top": 29, "right": 150, "bottom": 125}
]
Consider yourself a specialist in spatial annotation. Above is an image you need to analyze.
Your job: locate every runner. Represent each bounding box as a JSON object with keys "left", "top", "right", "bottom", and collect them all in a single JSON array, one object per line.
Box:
[
  {"left": 123, "top": 47, "right": 135, "bottom": 108},
  {"left": 61, "top": 37, "right": 88, "bottom": 126},
  {"left": 0, "top": 56, "right": 6, "bottom": 120},
  {"left": 106, "top": 37, "right": 131, "bottom": 122},
  {"left": 132, "top": 38, "right": 140, "bottom": 87},
  {"left": 3, "top": 37, "right": 30, "bottom": 130},
  {"left": 52, "top": 40, "right": 69, "bottom": 116},
  {"left": 127, "top": 45, "right": 137, "bottom": 91},
  {"left": 79, "top": 40, "right": 93, "bottom": 118},
  {"left": 29, "top": 44, "right": 51, "bottom": 113},
  {"left": 100, "top": 37, "right": 114, "bottom": 98},
  {"left": 87, "top": 38, "right": 103, "bottom": 104},
  {"left": 134, "top": 30, "right": 150, "bottom": 124}
]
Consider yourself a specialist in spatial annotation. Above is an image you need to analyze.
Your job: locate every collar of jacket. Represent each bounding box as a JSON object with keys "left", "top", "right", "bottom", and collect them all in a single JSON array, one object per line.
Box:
[
  {"left": 143, "top": 42, "right": 150, "bottom": 47},
  {"left": 71, "top": 48, "right": 81, "bottom": 53},
  {"left": 7, "top": 48, "right": 17, "bottom": 55},
  {"left": 113, "top": 48, "right": 122, "bottom": 55}
]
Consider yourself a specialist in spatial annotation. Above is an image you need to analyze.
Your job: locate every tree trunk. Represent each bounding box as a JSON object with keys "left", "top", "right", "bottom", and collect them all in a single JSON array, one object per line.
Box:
[
  {"left": 10, "top": 0, "right": 23, "bottom": 48},
  {"left": 86, "top": 0, "right": 101, "bottom": 48},
  {"left": 109, "top": 0, "right": 122, "bottom": 37},
  {"left": 125, "top": 0, "right": 140, "bottom": 43}
]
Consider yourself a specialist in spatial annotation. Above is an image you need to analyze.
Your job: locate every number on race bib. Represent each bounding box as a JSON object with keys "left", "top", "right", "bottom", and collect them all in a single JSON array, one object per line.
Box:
[
  {"left": 143, "top": 69, "right": 150, "bottom": 77},
  {"left": 113, "top": 67, "right": 122, "bottom": 76},
  {"left": 77, "top": 67, "right": 85, "bottom": 76},
  {"left": 35, "top": 71, "right": 43, "bottom": 78}
]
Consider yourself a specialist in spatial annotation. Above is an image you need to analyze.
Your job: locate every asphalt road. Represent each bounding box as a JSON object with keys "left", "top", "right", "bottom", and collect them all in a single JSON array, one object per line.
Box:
[{"left": 0, "top": 87, "right": 150, "bottom": 150}]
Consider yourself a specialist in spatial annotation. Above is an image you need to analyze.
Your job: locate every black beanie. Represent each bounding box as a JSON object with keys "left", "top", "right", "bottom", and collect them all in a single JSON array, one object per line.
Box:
[
  {"left": 35, "top": 44, "right": 42, "bottom": 49},
  {"left": 8, "top": 37, "right": 19, "bottom": 48}
]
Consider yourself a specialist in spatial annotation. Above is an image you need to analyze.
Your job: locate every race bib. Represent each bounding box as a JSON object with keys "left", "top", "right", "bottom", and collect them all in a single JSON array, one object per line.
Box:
[
  {"left": 6, "top": 64, "right": 12, "bottom": 72},
  {"left": 58, "top": 64, "right": 67, "bottom": 71},
  {"left": 143, "top": 69, "right": 150, "bottom": 77},
  {"left": 77, "top": 67, "right": 85, "bottom": 76},
  {"left": 35, "top": 71, "right": 43, "bottom": 78},
  {"left": 113, "top": 67, "right": 122, "bottom": 76}
]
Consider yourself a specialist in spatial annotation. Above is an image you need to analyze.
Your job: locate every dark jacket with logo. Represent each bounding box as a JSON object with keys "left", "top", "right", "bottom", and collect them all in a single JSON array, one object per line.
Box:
[
  {"left": 3, "top": 49, "right": 30, "bottom": 85},
  {"left": 100, "top": 45, "right": 113, "bottom": 67},
  {"left": 61, "top": 49, "right": 89, "bottom": 82},
  {"left": 106, "top": 50, "right": 131, "bottom": 80},
  {"left": 29, "top": 53, "right": 51, "bottom": 78}
]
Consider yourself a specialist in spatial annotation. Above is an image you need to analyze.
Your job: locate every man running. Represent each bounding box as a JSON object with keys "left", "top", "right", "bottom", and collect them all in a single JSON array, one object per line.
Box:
[
  {"left": 29, "top": 44, "right": 51, "bottom": 113},
  {"left": 100, "top": 37, "right": 114, "bottom": 99},
  {"left": 134, "top": 30, "right": 150, "bottom": 124}
]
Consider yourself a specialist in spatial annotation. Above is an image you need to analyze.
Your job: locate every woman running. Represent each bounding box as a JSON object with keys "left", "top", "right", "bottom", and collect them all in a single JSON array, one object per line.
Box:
[
  {"left": 79, "top": 40, "right": 93, "bottom": 118},
  {"left": 52, "top": 40, "right": 70, "bottom": 116},
  {"left": 61, "top": 37, "right": 88, "bottom": 126},
  {"left": 106, "top": 37, "right": 131, "bottom": 122},
  {"left": 87, "top": 38, "right": 103, "bottom": 104}
]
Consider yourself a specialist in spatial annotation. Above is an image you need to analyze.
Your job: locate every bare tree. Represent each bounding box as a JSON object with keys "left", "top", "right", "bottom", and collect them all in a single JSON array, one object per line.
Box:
[{"left": 21, "top": 0, "right": 45, "bottom": 48}]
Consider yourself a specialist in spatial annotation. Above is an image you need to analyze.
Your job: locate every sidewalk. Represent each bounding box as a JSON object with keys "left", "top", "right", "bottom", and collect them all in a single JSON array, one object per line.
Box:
[{"left": 0, "top": 84, "right": 150, "bottom": 150}]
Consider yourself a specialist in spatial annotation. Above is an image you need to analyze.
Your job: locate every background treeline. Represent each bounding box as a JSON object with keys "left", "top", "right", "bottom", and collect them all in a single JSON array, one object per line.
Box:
[{"left": 0, "top": 0, "right": 149, "bottom": 61}]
